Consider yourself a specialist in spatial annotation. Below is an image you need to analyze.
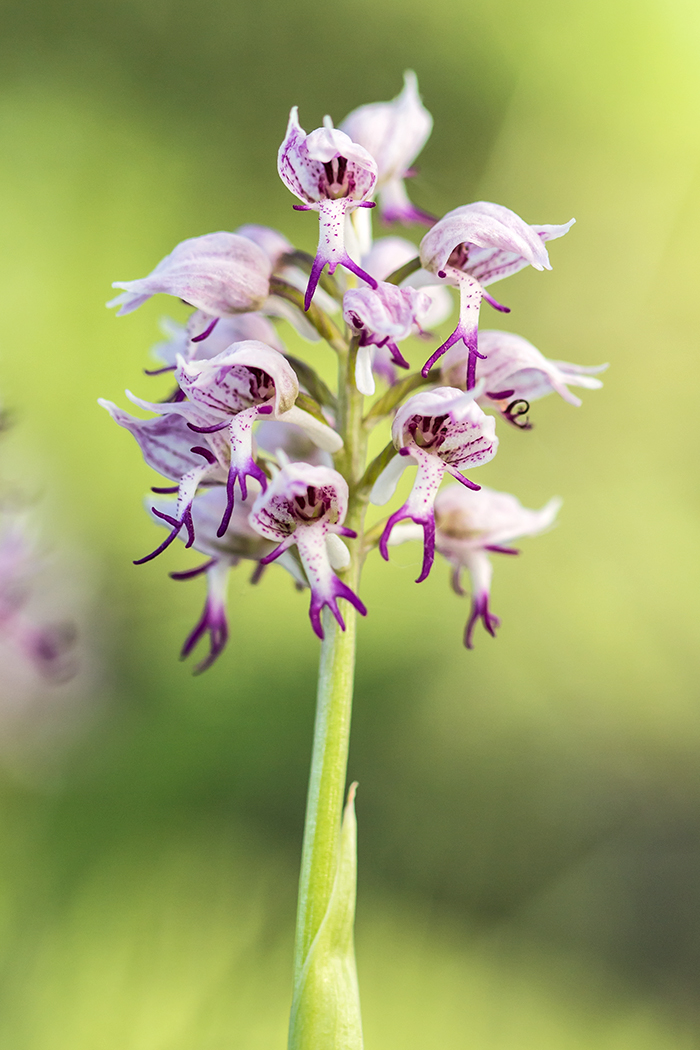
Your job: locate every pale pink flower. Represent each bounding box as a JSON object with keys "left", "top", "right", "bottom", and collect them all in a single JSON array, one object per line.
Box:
[
  {"left": 277, "top": 109, "right": 379, "bottom": 309},
  {"left": 390, "top": 484, "right": 560, "bottom": 647},
  {"left": 340, "top": 71, "right": 434, "bottom": 226},
  {"left": 108, "top": 232, "right": 271, "bottom": 317},
  {"left": 249, "top": 462, "right": 366, "bottom": 639},
  {"left": 441, "top": 329, "right": 607, "bottom": 426},
  {"left": 370, "top": 387, "right": 498, "bottom": 582},
  {"left": 419, "top": 203, "right": 574, "bottom": 386}
]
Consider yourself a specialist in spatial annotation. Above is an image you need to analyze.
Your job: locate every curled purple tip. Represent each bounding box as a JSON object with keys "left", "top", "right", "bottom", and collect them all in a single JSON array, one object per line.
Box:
[
  {"left": 484, "top": 545, "right": 520, "bottom": 555},
  {"left": 482, "top": 291, "right": 510, "bottom": 313},
  {"left": 170, "top": 558, "right": 216, "bottom": 580},
  {"left": 293, "top": 203, "right": 311, "bottom": 211},
  {"left": 181, "top": 600, "right": 229, "bottom": 674},
  {"left": 151, "top": 485, "right": 179, "bottom": 494},
  {"left": 449, "top": 469, "right": 481, "bottom": 492},
  {"left": 304, "top": 253, "right": 327, "bottom": 311},
  {"left": 144, "top": 364, "right": 176, "bottom": 376},
  {"left": 187, "top": 420, "right": 229, "bottom": 434},
  {"left": 464, "top": 593, "right": 501, "bottom": 649},
  {"left": 342, "top": 256, "right": 378, "bottom": 291},
  {"left": 191, "top": 316, "right": 220, "bottom": 342},
  {"left": 134, "top": 508, "right": 185, "bottom": 565},
  {"left": 308, "top": 576, "right": 367, "bottom": 640},
  {"left": 378, "top": 504, "right": 409, "bottom": 562},
  {"left": 387, "top": 342, "right": 410, "bottom": 369},
  {"left": 414, "top": 515, "right": 435, "bottom": 584},
  {"left": 190, "top": 445, "right": 217, "bottom": 465}
]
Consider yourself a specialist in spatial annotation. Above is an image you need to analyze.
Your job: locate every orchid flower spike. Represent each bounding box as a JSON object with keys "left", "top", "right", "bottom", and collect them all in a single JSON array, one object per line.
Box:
[
  {"left": 108, "top": 232, "right": 272, "bottom": 317},
  {"left": 100, "top": 341, "right": 341, "bottom": 563},
  {"left": 391, "top": 484, "right": 561, "bottom": 647},
  {"left": 340, "top": 71, "right": 434, "bottom": 226},
  {"left": 249, "top": 462, "right": 366, "bottom": 639},
  {"left": 277, "top": 108, "right": 379, "bottom": 310},
  {"left": 370, "top": 386, "right": 498, "bottom": 582},
  {"left": 343, "top": 282, "right": 433, "bottom": 395},
  {"left": 151, "top": 485, "right": 303, "bottom": 674},
  {"left": 441, "top": 329, "right": 607, "bottom": 428},
  {"left": 419, "top": 203, "right": 575, "bottom": 386}
]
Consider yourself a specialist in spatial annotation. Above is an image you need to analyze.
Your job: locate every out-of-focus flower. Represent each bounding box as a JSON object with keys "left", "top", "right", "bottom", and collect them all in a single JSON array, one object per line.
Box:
[
  {"left": 249, "top": 462, "right": 366, "bottom": 639},
  {"left": 390, "top": 484, "right": 561, "bottom": 647},
  {"left": 419, "top": 203, "right": 574, "bottom": 385},
  {"left": 100, "top": 341, "right": 342, "bottom": 562},
  {"left": 340, "top": 71, "right": 434, "bottom": 226},
  {"left": 343, "top": 282, "right": 433, "bottom": 395},
  {"left": 441, "top": 329, "right": 607, "bottom": 426},
  {"left": 278, "top": 109, "right": 379, "bottom": 309},
  {"left": 151, "top": 485, "right": 303, "bottom": 673},
  {"left": 0, "top": 516, "right": 77, "bottom": 682},
  {"left": 107, "top": 232, "right": 271, "bottom": 317},
  {"left": 371, "top": 387, "right": 498, "bottom": 582}
]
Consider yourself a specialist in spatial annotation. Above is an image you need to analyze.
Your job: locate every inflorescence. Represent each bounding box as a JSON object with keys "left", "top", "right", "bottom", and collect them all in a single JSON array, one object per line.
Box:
[{"left": 100, "top": 72, "right": 606, "bottom": 672}]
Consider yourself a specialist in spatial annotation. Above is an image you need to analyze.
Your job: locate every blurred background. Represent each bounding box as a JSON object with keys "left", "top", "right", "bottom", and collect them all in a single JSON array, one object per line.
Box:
[{"left": 1, "top": 0, "right": 700, "bottom": 1045}]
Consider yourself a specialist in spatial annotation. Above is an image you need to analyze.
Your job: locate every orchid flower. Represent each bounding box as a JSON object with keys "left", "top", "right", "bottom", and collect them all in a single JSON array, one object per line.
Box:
[
  {"left": 249, "top": 462, "right": 366, "bottom": 639},
  {"left": 419, "top": 202, "right": 575, "bottom": 386},
  {"left": 371, "top": 386, "right": 498, "bottom": 582},
  {"left": 107, "top": 232, "right": 272, "bottom": 318},
  {"left": 441, "top": 329, "right": 607, "bottom": 427},
  {"left": 149, "top": 310, "right": 285, "bottom": 374},
  {"left": 277, "top": 108, "right": 379, "bottom": 310},
  {"left": 362, "top": 235, "right": 452, "bottom": 328},
  {"left": 340, "top": 71, "right": 434, "bottom": 226},
  {"left": 343, "top": 282, "right": 433, "bottom": 395},
  {"left": 389, "top": 484, "right": 561, "bottom": 647},
  {"left": 100, "top": 341, "right": 341, "bottom": 562},
  {"left": 151, "top": 485, "right": 304, "bottom": 674}
]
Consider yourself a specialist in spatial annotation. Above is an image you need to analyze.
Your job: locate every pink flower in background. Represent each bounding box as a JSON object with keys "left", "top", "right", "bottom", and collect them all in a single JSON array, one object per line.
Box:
[
  {"left": 419, "top": 203, "right": 575, "bottom": 386},
  {"left": 277, "top": 108, "right": 379, "bottom": 309},
  {"left": 371, "top": 386, "right": 498, "bottom": 582},
  {"left": 340, "top": 71, "right": 434, "bottom": 226},
  {"left": 249, "top": 462, "right": 366, "bottom": 639},
  {"left": 0, "top": 518, "right": 77, "bottom": 682},
  {"left": 441, "top": 329, "right": 607, "bottom": 427},
  {"left": 107, "top": 231, "right": 272, "bottom": 317},
  {"left": 389, "top": 484, "right": 561, "bottom": 647}
]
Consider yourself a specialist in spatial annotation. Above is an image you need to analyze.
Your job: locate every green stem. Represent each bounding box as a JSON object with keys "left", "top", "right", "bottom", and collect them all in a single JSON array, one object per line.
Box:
[
  {"left": 288, "top": 338, "right": 367, "bottom": 1050},
  {"left": 292, "top": 588, "right": 359, "bottom": 970}
]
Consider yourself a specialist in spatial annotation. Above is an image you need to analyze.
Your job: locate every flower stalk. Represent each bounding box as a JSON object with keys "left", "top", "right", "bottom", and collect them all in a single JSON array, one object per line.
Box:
[{"left": 289, "top": 338, "right": 366, "bottom": 1050}]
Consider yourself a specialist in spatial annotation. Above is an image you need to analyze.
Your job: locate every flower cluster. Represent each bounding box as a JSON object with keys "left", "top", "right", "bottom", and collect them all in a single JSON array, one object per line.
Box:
[{"left": 102, "top": 73, "right": 604, "bottom": 671}]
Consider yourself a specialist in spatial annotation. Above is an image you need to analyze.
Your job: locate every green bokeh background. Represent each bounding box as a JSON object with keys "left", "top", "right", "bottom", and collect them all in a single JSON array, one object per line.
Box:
[{"left": 1, "top": 0, "right": 700, "bottom": 1045}]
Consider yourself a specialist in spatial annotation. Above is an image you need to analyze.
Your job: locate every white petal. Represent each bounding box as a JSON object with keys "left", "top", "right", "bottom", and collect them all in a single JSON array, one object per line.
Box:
[
  {"left": 326, "top": 533, "right": 351, "bottom": 570},
  {"left": 369, "top": 453, "right": 410, "bottom": 506},
  {"left": 355, "top": 345, "right": 375, "bottom": 396},
  {"left": 277, "top": 405, "right": 343, "bottom": 452}
]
